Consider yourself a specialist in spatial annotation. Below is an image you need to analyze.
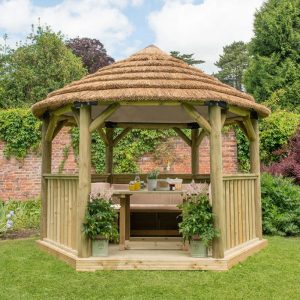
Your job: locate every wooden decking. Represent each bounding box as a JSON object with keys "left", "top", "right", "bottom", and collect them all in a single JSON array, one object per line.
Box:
[{"left": 37, "top": 238, "right": 267, "bottom": 272}]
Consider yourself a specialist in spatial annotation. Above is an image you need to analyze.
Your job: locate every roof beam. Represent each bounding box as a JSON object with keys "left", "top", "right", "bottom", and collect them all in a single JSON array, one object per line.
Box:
[
  {"left": 173, "top": 128, "right": 192, "bottom": 147},
  {"left": 181, "top": 103, "right": 212, "bottom": 133},
  {"left": 113, "top": 128, "right": 131, "bottom": 146},
  {"left": 89, "top": 103, "right": 120, "bottom": 133}
]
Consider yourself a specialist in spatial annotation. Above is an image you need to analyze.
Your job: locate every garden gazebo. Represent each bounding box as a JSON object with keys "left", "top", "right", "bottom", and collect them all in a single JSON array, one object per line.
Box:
[{"left": 32, "top": 45, "right": 270, "bottom": 271}]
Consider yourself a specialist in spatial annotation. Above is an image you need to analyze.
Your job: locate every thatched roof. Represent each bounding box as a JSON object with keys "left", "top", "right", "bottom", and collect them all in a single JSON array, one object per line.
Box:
[{"left": 31, "top": 45, "right": 270, "bottom": 118}]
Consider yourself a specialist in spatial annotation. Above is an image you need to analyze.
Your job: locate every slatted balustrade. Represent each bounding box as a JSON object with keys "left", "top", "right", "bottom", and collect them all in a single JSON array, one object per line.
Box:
[
  {"left": 223, "top": 174, "right": 257, "bottom": 250},
  {"left": 44, "top": 175, "right": 78, "bottom": 251}
]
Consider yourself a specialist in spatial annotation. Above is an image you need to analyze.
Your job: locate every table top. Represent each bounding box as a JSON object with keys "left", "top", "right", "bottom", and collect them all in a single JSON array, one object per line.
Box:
[{"left": 111, "top": 189, "right": 186, "bottom": 195}]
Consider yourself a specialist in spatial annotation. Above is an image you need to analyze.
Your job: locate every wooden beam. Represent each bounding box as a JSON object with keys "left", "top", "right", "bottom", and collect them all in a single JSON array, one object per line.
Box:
[
  {"left": 236, "top": 121, "right": 249, "bottom": 138},
  {"left": 182, "top": 103, "right": 212, "bottom": 133},
  {"left": 40, "top": 116, "right": 52, "bottom": 239},
  {"left": 71, "top": 107, "right": 80, "bottom": 126},
  {"left": 113, "top": 128, "right": 131, "bottom": 146},
  {"left": 191, "top": 128, "right": 199, "bottom": 175},
  {"left": 173, "top": 128, "right": 192, "bottom": 147},
  {"left": 209, "top": 105, "right": 225, "bottom": 259},
  {"left": 196, "top": 129, "right": 207, "bottom": 147},
  {"left": 45, "top": 115, "right": 59, "bottom": 142},
  {"left": 242, "top": 116, "right": 256, "bottom": 141},
  {"left": 89, "top": 103, "right": 120, "bottom": 133},
  {"left": 52, "top": 120, "right": 68, "bottom": 140},
  {"left": 97, "top": 127, "right": 109, "bottom": 146},
  {"left": 77, "top": 105, "right": 92, "bottom": 258},
  {"left": 221, "top": 110, "right": 227, "bottom": 128},
  {"left": 224, "top": 116, "right": 244, "bottom": 126},
  {"left": 53, "top": 104, "right": 72, "bottom": 116},
  {"left": 228, "top": 106, "right": 250, "bottom": 117},
  {"left": 108, "top": 122, "right": 197, "bottom": 129},
  {"left": 250, "top": 118, "right": 262, "bottom": 239},
  {"left": 105, "top": 128, "right": 114, "bottom": 174}
]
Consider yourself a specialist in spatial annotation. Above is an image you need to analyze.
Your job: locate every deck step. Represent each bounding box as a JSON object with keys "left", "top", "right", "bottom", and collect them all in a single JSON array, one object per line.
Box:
[{"left": 125, "top": 238, "right": 184, "bottom": 250}]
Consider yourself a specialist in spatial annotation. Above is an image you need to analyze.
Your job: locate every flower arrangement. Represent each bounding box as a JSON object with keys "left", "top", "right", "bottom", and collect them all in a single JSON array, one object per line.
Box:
[
  {"left": 82, "top": 192, "right": 119, "bottom": 241},
  {"left": 147, "top": 169, "right": 160, "bottom": 179}
]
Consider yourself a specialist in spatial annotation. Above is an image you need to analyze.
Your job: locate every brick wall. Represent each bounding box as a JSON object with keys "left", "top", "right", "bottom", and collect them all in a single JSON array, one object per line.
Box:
[{"left": 0, "top": 128, "right": 237, "bottom": 201}]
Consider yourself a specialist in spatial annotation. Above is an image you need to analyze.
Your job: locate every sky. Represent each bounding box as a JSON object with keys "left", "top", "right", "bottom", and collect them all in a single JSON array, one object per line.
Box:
[{"left": 0, "top": 0, "right": 265, "bottom": 73}]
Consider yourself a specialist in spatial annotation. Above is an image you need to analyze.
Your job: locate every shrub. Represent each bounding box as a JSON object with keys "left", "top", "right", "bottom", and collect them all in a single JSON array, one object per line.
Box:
[
  {"left": 265, "top": 128, "right": 300, "bottom": 184},
  {"left": 261, "top": 173, "right": 300, "bottom": 236},
  {"left": 178, "top": 194, "right": 219, "bottom": 246},
  {"left": 0, "top": 199, "right": 40, "bottom": 235},
  {"left": 83, "top": 193, "right": 118, "bottom": 241}
]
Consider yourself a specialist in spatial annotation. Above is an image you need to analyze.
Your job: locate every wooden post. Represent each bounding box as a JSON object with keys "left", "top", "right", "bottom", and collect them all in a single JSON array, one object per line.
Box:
[
  {"left": 40, "top": 115, "right": 52, "bottom": 239},
  {"left": 77, "top": 105, "right": 92, "bottom": 257},
  {"left": 209, "top": 104, "right": 225, "bottom": 258},
  {"left": 250, "top": 118, "right": 262, "bottom": 239},
  {"left": 191, "top": 128, "right": 199, "bottom": 175},
  {"left": 105, "top": 128, "right": 114, "bottom": 174}
]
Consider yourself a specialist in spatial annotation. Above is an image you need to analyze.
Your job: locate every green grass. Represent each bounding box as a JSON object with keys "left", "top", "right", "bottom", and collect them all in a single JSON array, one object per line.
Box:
[{"left": 0, "top": 237, "right": 299, "bottom": 300}]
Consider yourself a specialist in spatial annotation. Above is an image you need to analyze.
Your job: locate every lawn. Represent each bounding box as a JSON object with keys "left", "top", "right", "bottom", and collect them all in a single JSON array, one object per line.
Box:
[{"left": 0, "top": 237, "right": 299, "bottom": 300}]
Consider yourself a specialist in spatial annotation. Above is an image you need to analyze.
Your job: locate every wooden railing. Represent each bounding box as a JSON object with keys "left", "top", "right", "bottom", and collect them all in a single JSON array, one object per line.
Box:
[
  {"left": 223, "top": 174, "right": 258, "bottom": 250},
  {"left": 44, "top": 174, "right": 78, "bottom": 251},
  {"left": 92, "top": 173, "right": 210, "bottom": 184}
]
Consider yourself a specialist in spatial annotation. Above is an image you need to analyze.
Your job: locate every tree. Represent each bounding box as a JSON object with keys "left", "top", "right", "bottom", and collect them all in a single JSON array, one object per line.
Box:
[
  {"left": 0, "top": 25, "right": 86, "bottom": 108},
  {"left": 244, "top": 0, "right": 300, "bottom": 111},
  {"left": 170, "top": 51, "right": 204, "bottom": 66},
  {"left": 214, "top": 41, "right": 249, "bottom": 91},
  {"left": 66, "top": 38, "right": 114, "bottom": 74}
]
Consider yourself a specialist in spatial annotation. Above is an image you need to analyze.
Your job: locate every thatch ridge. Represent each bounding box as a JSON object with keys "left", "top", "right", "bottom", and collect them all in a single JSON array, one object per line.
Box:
[{"left": 32, "top": 45, "right": 270, "bottom": 118}]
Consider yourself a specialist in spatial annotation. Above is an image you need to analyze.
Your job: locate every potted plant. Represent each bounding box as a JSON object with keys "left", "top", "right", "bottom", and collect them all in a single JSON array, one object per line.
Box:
[
  {"left": 178, "top": 193, "right": 219, "bottom": 257},
  {"left": 147, "top": 169, "right": 160, "bottom": 191},
  {"left": 83, "top": 193, "right": 119, "bottom": 257}
]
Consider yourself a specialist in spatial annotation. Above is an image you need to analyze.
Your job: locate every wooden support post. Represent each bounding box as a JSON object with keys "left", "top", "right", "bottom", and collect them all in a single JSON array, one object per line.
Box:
[
  {"left": 196, "top": 129, "right": 207, "bottom": 147},
  {"left": 250, "top": 118, "right": 262, "bottom": 239},
  {"left": 209, "top": 105, "right": 225, "bottom": 258},
  {"left": 105, "top": 128, "right": 114, "bottom": 174},
  {"left": 125, "top": 194, "right": 131, "bottom": 240},
  {"left": 191, "top": 128, "right": 199, "bottom": 175},
  {"left": 77, "top": 105, "right": 92, "bottom": 258},
  {"left": 40, "top": 115, "right": 52, "bottom": 239},
  {"left": 119, "top": 196, "right": 126, "bottom": 250}
]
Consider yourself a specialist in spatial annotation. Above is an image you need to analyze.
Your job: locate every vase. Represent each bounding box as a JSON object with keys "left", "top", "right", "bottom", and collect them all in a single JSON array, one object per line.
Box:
[
  {"left": 92, "top": 238, "right": 109, "bottom": 257},
  {"left": 147, "top": 179, "right": 157, "bottom": 191},
  {"left": 190, "top": 240, "right": 208, "bottom": 257}
]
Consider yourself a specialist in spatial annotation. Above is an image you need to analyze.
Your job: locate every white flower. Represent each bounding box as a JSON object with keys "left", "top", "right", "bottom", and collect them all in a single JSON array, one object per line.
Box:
[
  {"left": 111, "top": 204, "right": 121, "bottom": 210},
  {"left": 6, "top": 219, "right": 13, "bottom": 229},
  {"left": 6, "top": 214, "right": 11, "bottom": 219},
  {"left": 9, "top": 211, "right": 14, "bottom": 217}
]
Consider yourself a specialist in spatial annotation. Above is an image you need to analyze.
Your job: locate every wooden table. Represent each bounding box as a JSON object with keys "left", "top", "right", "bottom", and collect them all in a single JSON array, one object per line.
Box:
[{"left": 112, "top": 190, "right": 186, "bottom": 250}]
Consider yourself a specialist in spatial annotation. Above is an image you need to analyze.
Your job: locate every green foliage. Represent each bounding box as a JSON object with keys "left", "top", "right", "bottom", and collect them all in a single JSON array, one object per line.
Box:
[
  {"left": 0, "top": 108, "right": 41, "bottom": 159},
  {"left": 147, "top": 169, "right": 160, "bottom": 179},
  {"left": 170, "top": 51, "right": 204, "bottom": 65},
  {"left": 214, "top": 41, "right": 249, "bottom": 91},
  {"left": 0, "top": 25, "right": 86, "bottom": 108},
  {"left": 235, "top": 111, "right": 300, "bottom": 171},
  {"left": 0, "top": 199, "right": 40, "bottom": 235},
  {"left": 83, "top": 197, "right": 118, "bottom": 241},
  {"left": 178, "top": 194, "right": 219, "bottom": 246},
  {"left": 261, "top": 173, "right": 300, "bottom": 236},
  {"left": 71, "top": 127, "right": 176, "bottom": 173},
  {"left": 244, "top": 0, "right": 300, "bottom": 111},
  {"left": 259, "top": 111, "right": 300, "bottom": 164}
]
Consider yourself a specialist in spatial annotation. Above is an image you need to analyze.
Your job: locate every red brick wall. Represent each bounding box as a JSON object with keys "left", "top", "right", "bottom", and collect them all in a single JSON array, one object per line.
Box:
[{"left": 0, "top": 128, "right": 237, "bottom": 200}]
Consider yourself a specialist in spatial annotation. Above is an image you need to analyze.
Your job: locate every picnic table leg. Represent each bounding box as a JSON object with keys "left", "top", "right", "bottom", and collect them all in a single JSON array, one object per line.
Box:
[
  {"left": 119, "top": 196, "right": 126, "bottom": 250},
  {"left": 125, "top": 194, "right": 131, "bottom": 241}
]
